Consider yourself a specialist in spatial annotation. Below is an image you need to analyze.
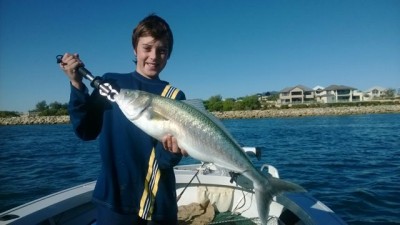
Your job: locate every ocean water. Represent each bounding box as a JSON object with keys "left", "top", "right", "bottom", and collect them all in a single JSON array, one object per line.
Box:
[{"left": 0, "top": 114, "right": 399, "bottom": 225}]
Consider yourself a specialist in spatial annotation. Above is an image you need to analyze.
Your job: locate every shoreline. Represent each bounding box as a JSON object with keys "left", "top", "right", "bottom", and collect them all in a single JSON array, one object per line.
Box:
[
  {"left": 213, "top": 104, "right": 400, "bottom": 119},
  {"left": 1, "top": 105, "right": 400, "bottom": 125}
]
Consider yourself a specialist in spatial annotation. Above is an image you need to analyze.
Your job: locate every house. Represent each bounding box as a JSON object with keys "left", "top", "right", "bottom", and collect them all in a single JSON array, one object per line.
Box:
[
  {"left": 279, "top": 85, "right": 315, "bottom": 104},
  {"left": 322, "top": 85, "right": 361, "bottom": 103},
  {"left": 364, "top": 86, "right": 387, "bottom": 100},
  {"left": 313, "top": 85, "right": 334, "bottom": 103},
  {"left": 278, "top": 84, "right": 366, "bottom": 104}
]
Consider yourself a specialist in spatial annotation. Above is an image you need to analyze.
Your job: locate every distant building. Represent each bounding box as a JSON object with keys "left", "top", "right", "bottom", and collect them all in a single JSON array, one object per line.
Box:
[
  {"left": 279, "top": 84, "right": 365, "bottom": 104},
  {"left": 257, "top": 91, "right": 279, "bottom": 101},
  {"left": 364, "top": 86, "right": 387, "bottom": 100},
  {"left": 313, "top": 85, "right": 331, "bottom": 103},
  {"left": 323, "top": 85, "right": 361, "bottom": 102},
  {"left": 279, "top": 85, "right": 315, "bottom": 104}
]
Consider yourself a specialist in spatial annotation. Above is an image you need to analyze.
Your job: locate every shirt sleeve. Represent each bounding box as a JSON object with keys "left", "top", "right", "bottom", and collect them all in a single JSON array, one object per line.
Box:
[
  {"left": 68, "top": 83, "right": 107, "bottom": 140},
  {"left": 156, "top": 145, "right": 183, "bottom": 169}
]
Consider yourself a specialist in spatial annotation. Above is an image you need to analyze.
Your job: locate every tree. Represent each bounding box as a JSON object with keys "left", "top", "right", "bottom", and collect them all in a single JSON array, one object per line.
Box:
[
  {"left": 233, "top": 101, "right": 245, "bottom": 110},
  {"left": 268, "top": 93, "right": 280, "bottom": 101},
  {"left": 223, "top": 98, "right": 235, "bottom": 111},
  {"left": 385, "top": 88, "right": 396, "bottom": 98},
  {"left": 35, "top": 100, "right": 48, "bottom": 111},
  {"left": 205, "top": 95, "right": 224, "bottom": 112},
  {"left": 241, "top": 95, "right": 261, "bottom": 110},
  {"left": 49, "top": 101, "right": 63, "bottom": 110},
  {"left": 0, "top": 111, "right": 20, "bottom": 118},
  {"left": 33, "top": 100, "right": 69, "bottom": 116}
]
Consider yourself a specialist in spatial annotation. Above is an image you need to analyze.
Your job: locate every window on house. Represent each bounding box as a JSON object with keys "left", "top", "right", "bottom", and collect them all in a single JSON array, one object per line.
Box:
[
  {"left": 291, "top": 91, "right": 302, "bottom": 96},
  {"left": 337, "top": 90, "right": 350, "bottom": 95}
]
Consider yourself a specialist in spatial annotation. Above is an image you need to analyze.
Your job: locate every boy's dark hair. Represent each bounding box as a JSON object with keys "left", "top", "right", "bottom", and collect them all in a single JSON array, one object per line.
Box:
[{"left": 132, "top": 14, "right": 174, "bottom": 58}]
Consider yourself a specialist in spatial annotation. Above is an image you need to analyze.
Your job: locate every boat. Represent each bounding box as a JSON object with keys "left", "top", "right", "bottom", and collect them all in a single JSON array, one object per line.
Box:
[{"left": 0, "top": 148, "right": 347, "bottom": 225}]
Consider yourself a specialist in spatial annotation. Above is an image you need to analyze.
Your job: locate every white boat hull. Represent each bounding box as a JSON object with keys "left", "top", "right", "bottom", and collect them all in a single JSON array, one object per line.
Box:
[{"left": 0, "top": 164, "right": 347, "bottom": 225}]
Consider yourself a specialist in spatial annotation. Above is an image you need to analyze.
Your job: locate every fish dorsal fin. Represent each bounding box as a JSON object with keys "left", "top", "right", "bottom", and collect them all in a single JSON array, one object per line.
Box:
[
  {"left": 183, "top": 99, "right": 235, "bottom": 140},
  {"left": 183, "top": 99, "right": 207, "bottom": 111}
]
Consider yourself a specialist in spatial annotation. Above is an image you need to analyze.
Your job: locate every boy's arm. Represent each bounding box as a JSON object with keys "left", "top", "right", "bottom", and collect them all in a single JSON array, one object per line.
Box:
[{"left": 68, "top": 84, "right": 106, "bottom": 140}]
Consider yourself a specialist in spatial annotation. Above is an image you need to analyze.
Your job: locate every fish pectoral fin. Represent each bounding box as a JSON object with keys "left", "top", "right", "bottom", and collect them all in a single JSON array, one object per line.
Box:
[{"left": 149, "top": 110, "right": 169, "bottom": 121}]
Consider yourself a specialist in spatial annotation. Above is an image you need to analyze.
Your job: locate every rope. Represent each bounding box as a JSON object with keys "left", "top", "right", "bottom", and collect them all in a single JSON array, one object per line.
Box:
[{"left": 176, "top": 164, "right": 205, "bottom": 202}]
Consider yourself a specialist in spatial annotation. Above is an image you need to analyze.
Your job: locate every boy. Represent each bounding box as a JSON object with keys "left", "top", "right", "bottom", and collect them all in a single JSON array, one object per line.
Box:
[{"left": 59, "top": 14, "right": 186, "bottom": 225}]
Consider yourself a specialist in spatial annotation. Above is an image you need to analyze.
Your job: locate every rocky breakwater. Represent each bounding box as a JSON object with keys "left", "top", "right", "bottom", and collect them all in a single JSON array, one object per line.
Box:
[
  {"left": 1, "top": 105, "right": 400, "bottom": 125},
  {"left": 0, "top": 115, "right": 70, "bottom": 125},
  {"left": 213, "top": 105, "right": 400, "bottom": 119}
]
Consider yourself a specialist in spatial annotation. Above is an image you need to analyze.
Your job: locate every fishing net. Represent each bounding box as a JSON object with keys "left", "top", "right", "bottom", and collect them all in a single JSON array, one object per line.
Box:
[
  {"left": 179, "top": 209, "right": 282, "bottom": 225},
  {"left": 177, "top": 186, "right": 286, "bottom": 225},
  {"left": 209, "top": 212, "right": 280, "bottom": 225}
]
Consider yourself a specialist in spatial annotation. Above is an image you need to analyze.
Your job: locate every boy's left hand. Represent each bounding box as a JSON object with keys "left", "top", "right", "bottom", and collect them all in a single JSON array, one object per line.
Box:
[{"left": 162, "top": 134, "right": 188, "bottom": 156}]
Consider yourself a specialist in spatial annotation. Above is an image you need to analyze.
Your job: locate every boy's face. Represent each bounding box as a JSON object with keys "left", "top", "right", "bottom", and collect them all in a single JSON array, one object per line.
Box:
[{"left": 135, "top": 36, "right": 169, "bottom": 79}]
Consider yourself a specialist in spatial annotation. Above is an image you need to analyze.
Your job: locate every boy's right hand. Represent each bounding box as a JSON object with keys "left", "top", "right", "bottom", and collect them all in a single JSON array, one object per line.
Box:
[{"left": 59, "top": 53, "right": 84, "bottom": 90}]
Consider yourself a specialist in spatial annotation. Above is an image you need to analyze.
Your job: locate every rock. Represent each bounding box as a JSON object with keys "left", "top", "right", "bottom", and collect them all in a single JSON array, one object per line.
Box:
[
  {"left": 0, "top": 115, "right": 70, "bottom": 125},
  {"left": 1, "top": 105, "right": 400, "bottom": 125},
  {"left": 212, "top": 105, "right": 400, "bottom": 119}
]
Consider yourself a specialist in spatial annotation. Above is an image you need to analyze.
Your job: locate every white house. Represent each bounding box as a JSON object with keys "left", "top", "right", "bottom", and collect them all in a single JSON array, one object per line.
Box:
[
  {"left": 280, "top": 84, "right": 365, "bottom": 104},
  {"left": 364, "top": 86, "right": 387, "bottom": 100},
  {"left": 313, "top": 85, "right": 335, "bottom": 103},
  {"left": 279, "top": 85, "right": 315, "bottom": 104}
]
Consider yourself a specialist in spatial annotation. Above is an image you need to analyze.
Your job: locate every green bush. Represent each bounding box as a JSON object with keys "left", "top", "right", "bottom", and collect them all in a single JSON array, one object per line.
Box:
[
  {"left": 33, "top": 101, "right": 69, "bottom": 116},
  {"left": 0, "top": 111, "right": 20, "bottom": 118}
]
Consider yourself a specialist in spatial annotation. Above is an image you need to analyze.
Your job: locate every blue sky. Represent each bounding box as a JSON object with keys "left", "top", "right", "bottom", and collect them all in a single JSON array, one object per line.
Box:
[{"left": 1, "top": 0, "right": 399, "bottom": 112}]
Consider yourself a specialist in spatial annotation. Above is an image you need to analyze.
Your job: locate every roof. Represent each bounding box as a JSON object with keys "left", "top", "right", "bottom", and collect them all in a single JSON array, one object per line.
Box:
[
  {"left": 324, "top": 85, "right": 357, "bottom": 91},
  {"left": 280, "top": 85, "right": 313, "bottom": 93},
  {"left": 366, "top": 86, "right": 387, "bottom": 92}
]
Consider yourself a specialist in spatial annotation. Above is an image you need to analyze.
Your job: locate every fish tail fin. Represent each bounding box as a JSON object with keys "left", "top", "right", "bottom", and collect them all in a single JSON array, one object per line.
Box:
[{"left": 254, "top": 175, "right": 305, "bottom": 225}]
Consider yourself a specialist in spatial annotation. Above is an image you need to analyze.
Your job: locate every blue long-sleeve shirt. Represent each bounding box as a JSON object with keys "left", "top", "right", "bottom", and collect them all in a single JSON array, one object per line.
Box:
[{"left": 68, "top": 71, "right": 186, "bottom": 220}]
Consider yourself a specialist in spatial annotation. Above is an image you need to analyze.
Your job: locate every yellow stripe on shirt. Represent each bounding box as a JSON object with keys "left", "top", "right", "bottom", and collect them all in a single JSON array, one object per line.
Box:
[
  {"left": 138, "top": 147, "right": 157, "bottom": 219},
  {"left": 161, "top": 85, "right": 171, "bottom": 98},
  {"left": 137, "top": 84, "right": 180, "bottom": 220}
]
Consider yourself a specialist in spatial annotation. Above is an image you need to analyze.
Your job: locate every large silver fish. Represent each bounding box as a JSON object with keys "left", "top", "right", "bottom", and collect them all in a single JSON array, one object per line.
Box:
[{"left": 115, "top": 89, "right": 305, "bottom": 225}]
